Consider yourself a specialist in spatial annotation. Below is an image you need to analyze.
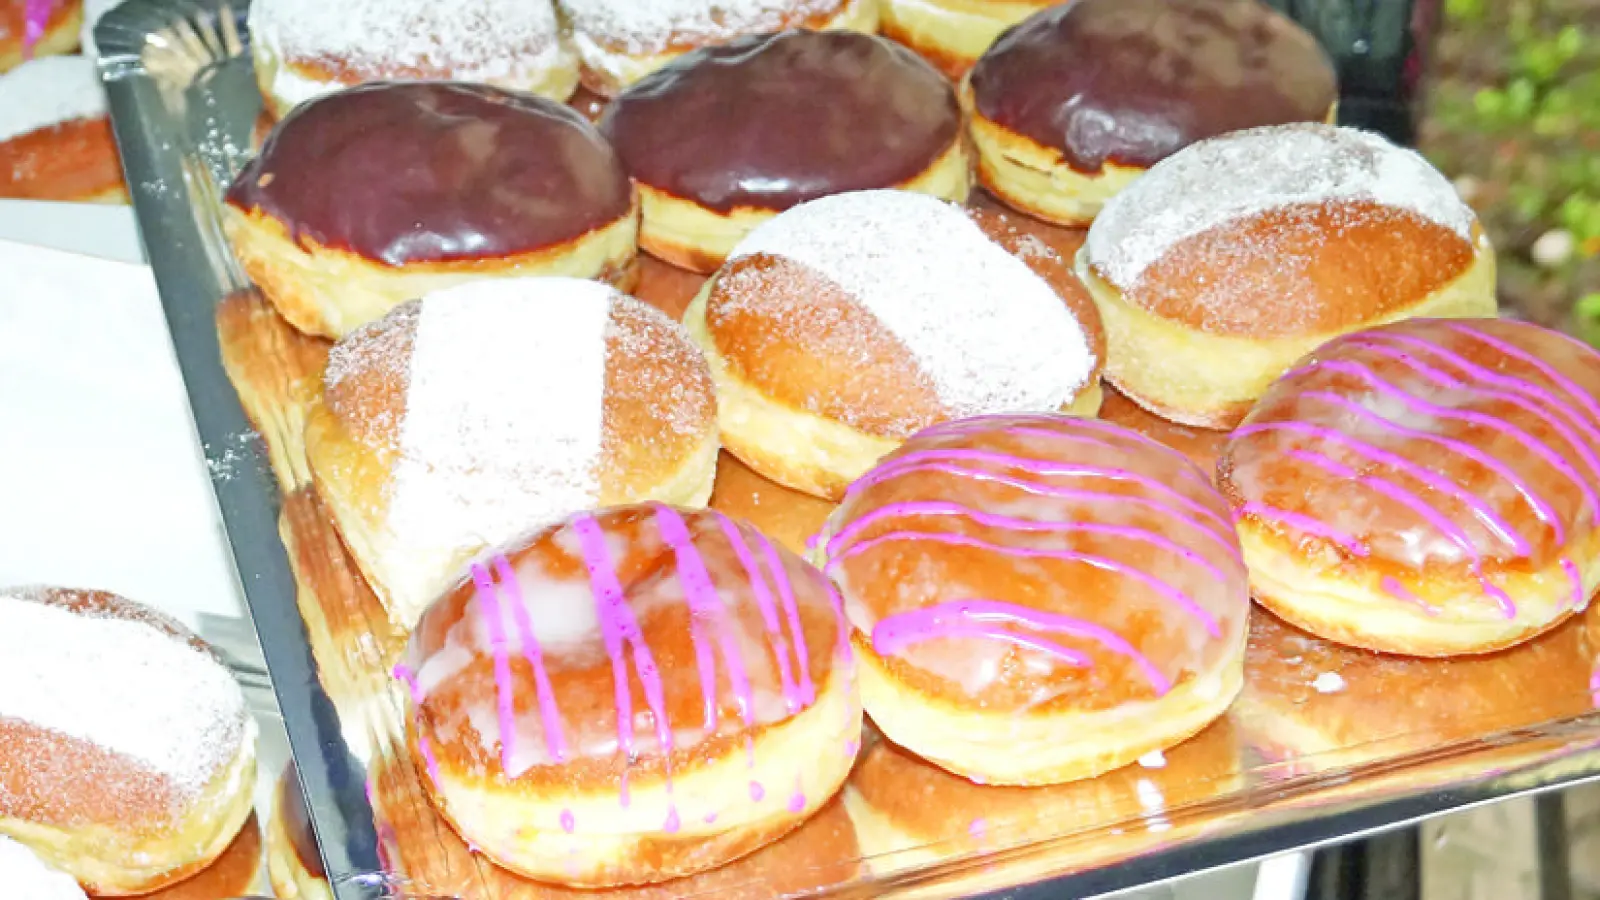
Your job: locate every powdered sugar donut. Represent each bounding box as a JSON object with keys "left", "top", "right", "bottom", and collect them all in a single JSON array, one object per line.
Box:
[
  {"left": 0, "top": 836, "right": 86, "bottom": 900},
  {"left": 0, "top": 587, "right": 257, "bottom": 896},
  {"left": 684, "top": 189, "right": 1104, "bottom": 500},
  {"left": 1077, "top": 123, "right": 1498, "bottom": 430},
  {"left": 248, "top": 0, "right": 576, "bottom": 120},
  {"left": 303, "top": 277, "right": 720, "bottom": 629},
  {"left": 559, "top": 0, "right": 878, "bottom": 97},
  {"left": 0, "top": 55, "right": 125, "bottom": 203},
  {"left": 1, "top": 0, "right": 81, "bottom": 73}
]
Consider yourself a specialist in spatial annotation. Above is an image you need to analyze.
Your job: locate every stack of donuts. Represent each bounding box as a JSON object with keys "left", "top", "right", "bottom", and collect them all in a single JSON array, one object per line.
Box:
[{"left": 212, "top": 0, "right": 1600, "bottom": 892}]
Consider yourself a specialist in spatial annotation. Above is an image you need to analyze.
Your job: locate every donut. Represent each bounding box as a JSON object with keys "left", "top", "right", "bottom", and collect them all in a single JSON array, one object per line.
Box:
[
  {"left": 0, "top": 587, "right": 258, "bottom": 895},
  {"left": 966, "top": 0, "right": 1337, "bottom": 226},
  {"left": 684, "top": 189, "right": 1104, "bottom": 500},
  {"left": 394, "top": 503, "right": 860, "bottom": 886},
  {"left": 815, "top": 413, "right": 1250, "bottom": 785},
  {"left": 880, "top": 0, "right": 1053, "bottom": 78},
  {"left": 1218, "top": 317, "right": 1600, "bottom": 657},
  {"left": 0, "top": 835, "right": 86, "bottom": 900},
  {"left": 0, "top": 56, "right": 126, "bottom": 203},
  {"left": 223, "top": 82, "right": 639, "bottom": 340},
  {"left": 559, "top": 0, "right": 878, "bottom": 98},
  {"left": 0, "top": 0, "right": 80, "bottom": 73},
  {"left": 303, "top": 277, "right": 719, "bottom": 629},
  {"left": 267, "top": 768, "right": 331, "bottom": 900},
  {"left": 1079, "top": 123, "right": 1499, "bottom": 429},
  {"left": 133, "top": 815, "right": 264, "bottom": 900},
  {"left": 247, "top": 0, "right": 576, "bottom": 120},
  {"left": 598, "top": 30, "right": 966, "bottom": 273}
]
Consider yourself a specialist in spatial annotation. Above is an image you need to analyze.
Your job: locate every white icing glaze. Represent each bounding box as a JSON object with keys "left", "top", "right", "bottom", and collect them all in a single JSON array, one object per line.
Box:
[
  {"left": 0, "top": 590, "right": 250, "bottom": 796},
  {"left": 560, "top": 0, "right": 844, "bottom": 53},
  {"left": 728, "top": 189, "right": 1094, "bottom": 419},
  {"left": 1312, "top": 671, "right": 1347, "bottom": 694},
  {"left": 0, "top": 836, "right": 87, "bottom": 900},
  {"left": 0, "top": 56, "right": 106, "bottom": 145},
  {"left": 1087, "top": 123, "right": 1478, "bottom": 290}
]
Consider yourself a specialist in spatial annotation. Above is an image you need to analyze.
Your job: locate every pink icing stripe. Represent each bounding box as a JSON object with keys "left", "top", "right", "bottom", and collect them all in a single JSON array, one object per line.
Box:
[
  {"left": 1237, "top": 502, "right": 1370, "bottom": 557},
  {"left": 1380, "top": 577, "right": 1442, "bottom": 617},
  {"left": 393, "top": 664, "right": 442, "bottom": 787},
  {"left": 830, "top": 530, "right": 1223, "bottom": 637},
  {"left": 1561, "top": 557, "right": 1585, "bottom": 611},
  {"left": 917, "top": 418, "right": 1210, "bottom": 485},
  {"left": 493, "top": 555, "right": 569, "bottom": 763},
  {"left": 714, "top": 514, "right": 807, "bottom": 715},
  {"left": 471, "top": 563, "right": 519, "bottom": 775},
  {"left": 872, "top": 598, "right": 1172, "bottom": 694},
  {"left": 23, "top": 0, "right": 52, "bottom": 57},
  {"left": 755, "top": 529, "right": 817, "bottom": 706},
  {"left": 1236, "top": 421, "right": 1528, "bottom": 554},
  {"left": 1442, "top": 322, "right": 1600, "bottom": 428},
  {"left": 826, "top": 500, "right": 1235, "bottom": 586}
]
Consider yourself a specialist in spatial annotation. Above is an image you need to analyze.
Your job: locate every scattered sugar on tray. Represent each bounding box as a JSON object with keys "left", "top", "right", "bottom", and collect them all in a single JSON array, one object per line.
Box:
[
  {"left": 1087, "top": 123, "right": 1478, "bottom": 290},
  {"left": 560, "top": 0, "right": 845, "bottom": 53},
  {"left": 1312, "top": 671, "right": 1346, "bottom": 694},
  {"left": 0, "top": 56, "right": 106, "bottom": 145},
  {"left": 729, "top": 190, "right": 1094, "bottom": 420},
  {"left": 0, "top": 590, "right": 249, "bottom": 801},
  {"left": 0, "top": 836, "right": 86, "bottom": 900}
]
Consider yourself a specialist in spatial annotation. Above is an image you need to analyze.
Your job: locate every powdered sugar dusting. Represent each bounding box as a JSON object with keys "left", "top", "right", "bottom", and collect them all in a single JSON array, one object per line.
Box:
[
  {"left": 0, "top": 836, "right": 86, "bottom": 900},
  {"left": 0, "top": 590, "right": 249, "bottom": 798},
  {"left": 560, "top": 0, "right": 844, "bottom": 53},
  {"left": 0, "top": 56, "right": 107, "bottom": 145},
  {"left": 730, "top": 190, "right": 1094, "bottom": 418},
  {"left": 1087, "top": 123, "right": 1477, "bottom": 290},
  {"left": 250, "top": 0, "right": 563, "bottom": 80}
]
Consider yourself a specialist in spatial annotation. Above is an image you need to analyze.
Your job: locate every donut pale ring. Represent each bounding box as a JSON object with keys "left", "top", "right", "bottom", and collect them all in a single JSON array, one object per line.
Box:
[
  {"left": 686, "top": 190, "right": 1104, "bottom": 501},
  {"left": 880, "top": 0, "right": 1054, "bottom": 78},
  {"left": 395, "top": 504, "right": 860, "bottom": 886},
  {"left": 0, "top": 56, "right": 126, "bottom": 203},
  {"left": 224, "top": 82, "right": 639, "bottom": 340},
  {"left": 816, "top": 413, "right": 1251, "bottom": 785},
  {"left": 0, "top": 587, "right": 258, "bottom": 896},
  {"left": 599, "top": 30, "right": 966, "bottom": 273},
  {"left": 965, "top": 0, "right": 1337, "bottom": 226},
  {"left": 1219, "top": 317, "right": 1600, "bottom": 657},
  {"left": 560, "top": 0, "right": 878, "bottom": 98},
  {"left": 248, "top": 0, "right": 576, "bottom": 120},
  {"left": 304, "top": 277, "right": 719, "bottom": 630},
  {"left": 266, "top": 768, "right": 332, "bottom": 900},
  {"left": 0, "top": 0, "right": 81, "bottom": 73},
  {"left": 1079, "top": 123, "right": 1499, "bottom": 430}
]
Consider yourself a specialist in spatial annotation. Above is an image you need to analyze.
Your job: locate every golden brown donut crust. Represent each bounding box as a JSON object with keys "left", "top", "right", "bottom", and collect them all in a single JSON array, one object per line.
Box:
[
  {"left": 0, "top": 116, "right": 126, "bottom": 203},
  {"left": 0, "top": 1, "right": 81, "bottom": 74}
]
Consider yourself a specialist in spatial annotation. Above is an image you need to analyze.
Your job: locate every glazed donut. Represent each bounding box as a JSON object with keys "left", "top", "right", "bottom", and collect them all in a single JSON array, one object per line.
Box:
[
  {"left": 225, "top": 83, "right": 639, "bottom": 341},
  {"left": 247, "top": 0, "right": 575, "bottom": 120},
  {"left": 0, "top": 587, "right": 257, "bottom": 895},
  {"left": 880, "top": 0, "right": 1052, "bottom": 78},
  {"left": 1218, "top": 317, "right": 1600, "bottom": 657},
  {"left": 560, "top": 0, "right": 878, "bottom": 98},
  {"left": 304, "top": 277, "right": 719, "bottom": 629},
  {"left": 0, "top": 56, "right": 126, "bottom": 203},
  {"left": 684, "top": 189, "right": 1104, "bottom": 500},
  {"left": 1079, "top": 123, "right": 1498, "bottom": 429},
  {"left": 394, "top": 503, "right": 860, "bottom": 886},
  {"left": 966, "top": 0, "right": 1337, "bottom": 226},
  {"left": 0, "top": 0, "right": 80, "bottom": 73},
  {"left": 598, "top": 30, "right": 967, "bottom": 273},
  {"left": 0, "top": 835, "right": 86, "bottom": 900},
  {"left": 267, "top": 767, "right": 331, "bottom": 900},
  {"left": 815, "top": 413, "right": 1250, "bottom": 785}
]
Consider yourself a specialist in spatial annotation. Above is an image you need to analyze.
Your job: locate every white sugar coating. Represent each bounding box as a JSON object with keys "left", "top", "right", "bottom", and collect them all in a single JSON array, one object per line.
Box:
[
  {"left": 0, "top": 56, "right": 107, "bottom": 145},
  {"left": 385, "top": 278, "right": 612, "bottom": 590},
  {"left": 250, "top": 0, "right": 563, "bottom": 79},
  {"left": 0, "top": 836, "right": 87, "bottom": 900},
  {"left": 730, "top": 189, "right": 1094, "bottom": 418},
  {"left": 0, "top": 592, "right": 249, "bottom": 797},
  {"left": 1087, "top": 123, "right": 1478, "bottom": 290},
  {"left": 559, "top": 0, "right": 844, "bottom": 52}
]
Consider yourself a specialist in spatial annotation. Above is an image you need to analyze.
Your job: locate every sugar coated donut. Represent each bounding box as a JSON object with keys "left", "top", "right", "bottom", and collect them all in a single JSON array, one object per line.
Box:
[
  {"left": 224, "top": 82, "right": 638, "bottom": 340},
  {"left": 599, "top": 30, "right": 966, "bottom": 273},
  {"left": 1079, "top": 123, "right": 1498, "bottom": 429},
  {"left": 1219, "top": 317, "right": 1600, "bottom": 657},
  {"left": 560, "top": 0, "right": 878, "bottom": 98},
  {"left": 685, "top": 190, "right": 1104, "bottom": 500},
  {"left": 966, "top": 0, "right": 1337, "bottom": 226},
  {"left": 304, "top": 277, "right": 719, "bottom": 629},
  {"left": 395, "top": 503, "right": 860, "bottom": 886},
  {"left": 248, "top": 0, "right": 575, "bottom": 120},
  {"left": 0, "top": 835, "right": 86, "bottom": 900},
  {"left": 1, "top": 0, "right": 81, "bottom": 73},
  {"left": 816, "top": 413, "right": 1250, "bottom": 785},
  {"left": 880, "top": 0, "right": 1054, "bottom": 78},
  {"left": 0, "top": 587, "right": 258, "bottom": 895},
  {"left": 0, "top": 56, "right": 125, "bottom": 203},
  {"left": 266, "top": 767, "right": 331, "bottom": 900}
]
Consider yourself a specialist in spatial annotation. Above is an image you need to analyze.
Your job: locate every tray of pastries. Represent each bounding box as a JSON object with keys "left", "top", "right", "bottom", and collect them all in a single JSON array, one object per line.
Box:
[{"left": 98, "top": 0, "right": 1600, "bottom": 896}]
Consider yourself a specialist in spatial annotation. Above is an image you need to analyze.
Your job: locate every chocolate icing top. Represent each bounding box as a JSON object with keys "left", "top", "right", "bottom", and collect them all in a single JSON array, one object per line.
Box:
[
  {"left": 598, "top": 30, "right": 960, "bottom": 214},
  {"left": 226, "top": 82, "right": 634, "bottom": 266},
  {"left": 278, "top": 766, "right": 326, "bottom": 879},
  {"left": 970, "top": 0, "right": 1337, "bottom": 173}
]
